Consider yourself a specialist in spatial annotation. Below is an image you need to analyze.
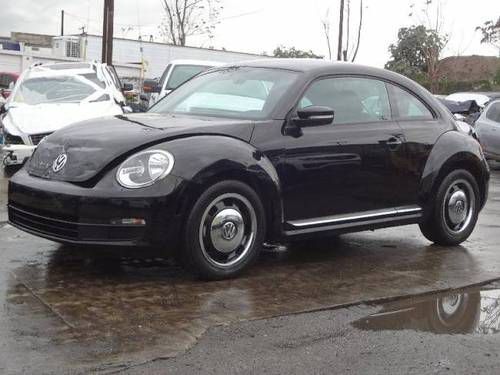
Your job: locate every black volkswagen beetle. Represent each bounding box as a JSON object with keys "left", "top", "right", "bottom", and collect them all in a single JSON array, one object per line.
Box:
[{"left": 8, "top": 60, "right": 490, "bottom": 279}]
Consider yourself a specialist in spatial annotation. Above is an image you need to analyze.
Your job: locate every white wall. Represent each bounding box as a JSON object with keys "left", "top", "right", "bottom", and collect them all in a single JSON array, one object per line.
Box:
[
  {"left": 0, "top": 50, "right": 22, "bottom": 73},
  {"left": 0, "top": 49, "right": 141, "bottom": 79},
  {"left": 83, "top": 35, "right": 266, "bottom": 79}
]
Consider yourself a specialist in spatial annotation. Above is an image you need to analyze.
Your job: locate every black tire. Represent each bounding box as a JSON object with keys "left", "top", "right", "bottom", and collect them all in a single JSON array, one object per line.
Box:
[
  {"left": 419, "top": 169, "right": 480, "bottom": 246},
  {"left": 182, "top": 180, "right": 265, "bottom": 280}
]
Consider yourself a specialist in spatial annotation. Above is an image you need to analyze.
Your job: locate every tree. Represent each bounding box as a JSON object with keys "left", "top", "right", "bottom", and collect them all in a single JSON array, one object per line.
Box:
[
  {"left": 159, "top": 0, "right": 223, "bottom": 46},
  {"left": 477, "top": 17, "right": 500, "bottom": 55},
  {"left": 322, "top": 0, "right": 364, "bottom": 62},
  {"left": 321, "top": 10, "right": 333, "bottom": 60},
  {"left": 385, "top": 25, "right": 447, "bottom": 92},
  {"left": 386, "top": 0, "right": 448, "bottom": 93},
  {"left": 273, "top": 46, "right": 323, "bottom": 59}
]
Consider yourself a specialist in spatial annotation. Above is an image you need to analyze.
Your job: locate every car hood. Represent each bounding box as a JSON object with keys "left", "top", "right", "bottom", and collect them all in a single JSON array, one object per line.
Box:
[
  {"left": 26, "top": 113, "right": 255, "bottom": 182},
  {"left": 4, "top": 102, "right": 123, "bottom": 135}
]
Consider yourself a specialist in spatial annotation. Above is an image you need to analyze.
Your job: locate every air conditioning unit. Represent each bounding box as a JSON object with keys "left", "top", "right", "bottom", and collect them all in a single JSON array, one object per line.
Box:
[{"left": 52, "top": 36, "right": 81, "bottom": 58}]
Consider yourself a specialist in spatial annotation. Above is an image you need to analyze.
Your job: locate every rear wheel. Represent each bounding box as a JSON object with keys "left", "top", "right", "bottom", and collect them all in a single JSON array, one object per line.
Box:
[
  {"left": 419, "top": 170, "right": 480, "bottom": 246},
  {"left": 182, "top": 180, "right": 265, "bottom": 280}
]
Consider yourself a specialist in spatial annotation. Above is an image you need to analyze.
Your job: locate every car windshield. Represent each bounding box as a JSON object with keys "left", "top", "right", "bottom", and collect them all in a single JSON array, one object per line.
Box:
[
  {"left": 150, "top": 67, "right": 299, "bottom": 120},
  {"left": 166, "top": 65, "right": 210, "bottom": 90},
  {"left": 12, "top": 74, "right": 100, "bottom": 105}
]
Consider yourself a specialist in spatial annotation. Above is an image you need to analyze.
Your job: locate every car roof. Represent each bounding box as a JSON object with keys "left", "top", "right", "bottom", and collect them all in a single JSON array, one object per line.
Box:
[
  {"left": 221, "top": 58, "right": 415, "bottom": 80},
  {"left": 24, "top": 62, "right": 100, "bottom": 79},
  {"left": 216, "top": 58, "right": 425, "bottom": 90}
]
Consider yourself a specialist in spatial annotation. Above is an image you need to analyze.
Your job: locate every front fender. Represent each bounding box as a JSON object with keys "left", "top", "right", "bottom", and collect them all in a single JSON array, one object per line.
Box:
[
  {"left": 156, "top": 135, "right": 283, "bottom": 241},
  {"left": 420, "top": 130, "right": 490, "bottom": 209}
]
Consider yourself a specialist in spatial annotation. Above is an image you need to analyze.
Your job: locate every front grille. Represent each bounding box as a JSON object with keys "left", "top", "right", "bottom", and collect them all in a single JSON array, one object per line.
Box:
[
  {"left": 4, "top": 132, "right": 24, "bottom": 145},
  {"left": 9, "top": 204, "right": 79, "bottom": 240},
  {"left": 8, "top": 204, "right": 146, "bottom": 243},
  {"left": 30, "top": 132, "right": 52, "bottom": 145}
]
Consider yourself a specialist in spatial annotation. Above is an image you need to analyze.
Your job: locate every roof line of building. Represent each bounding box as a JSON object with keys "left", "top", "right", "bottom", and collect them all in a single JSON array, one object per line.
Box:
[{"left": 63, "top": 33, "right": 266, "bottom": 58}]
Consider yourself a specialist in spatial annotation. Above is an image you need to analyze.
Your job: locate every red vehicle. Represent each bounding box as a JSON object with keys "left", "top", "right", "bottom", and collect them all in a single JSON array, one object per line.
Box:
[{"left": 0, "top": 72, "right": 19, "bottom": 99}]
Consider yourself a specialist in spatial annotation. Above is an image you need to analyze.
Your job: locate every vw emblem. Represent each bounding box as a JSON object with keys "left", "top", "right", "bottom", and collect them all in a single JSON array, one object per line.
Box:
[
  {"left": 221, "top": 221, "right": 237, "bottom": 241},
  {"left": 52, "top": 153, "right": 68, "bottom": 173},
  {"left": 455, "top": 201, "right": 465, "bottom": 214}
]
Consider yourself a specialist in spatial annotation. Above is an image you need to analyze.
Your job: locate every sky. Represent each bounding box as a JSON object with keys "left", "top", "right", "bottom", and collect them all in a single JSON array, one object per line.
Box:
[{"left": 1, "top": 0, "right": 499, "bottom": 68}]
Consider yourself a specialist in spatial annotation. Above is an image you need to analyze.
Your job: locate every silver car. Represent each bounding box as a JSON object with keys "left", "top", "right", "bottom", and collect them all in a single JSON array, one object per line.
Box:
[{"left": 476, "top": 99, "right": 500, "bottom": 161}]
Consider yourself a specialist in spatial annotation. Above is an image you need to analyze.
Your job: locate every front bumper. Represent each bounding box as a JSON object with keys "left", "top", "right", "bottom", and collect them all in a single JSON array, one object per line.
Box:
[
  {"left": 2, "top": 144, "right": 36, "bottom": 166},
  {"left": 8, "top": 169, "right": 187, "bottom": 247}
]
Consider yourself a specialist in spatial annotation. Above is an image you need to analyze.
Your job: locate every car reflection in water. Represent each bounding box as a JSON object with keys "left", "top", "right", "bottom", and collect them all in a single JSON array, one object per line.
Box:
[{"left": 353, "top": 286, "right": 500, "bottom": 335}]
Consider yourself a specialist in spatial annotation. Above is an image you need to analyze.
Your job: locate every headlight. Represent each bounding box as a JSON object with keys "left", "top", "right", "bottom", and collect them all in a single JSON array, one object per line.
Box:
[{"left": 116, "top": 149, "right": 174, "bottom": 189}]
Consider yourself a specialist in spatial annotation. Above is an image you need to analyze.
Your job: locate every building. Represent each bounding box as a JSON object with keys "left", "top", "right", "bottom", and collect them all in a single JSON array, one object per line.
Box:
[{"left": 0, "top": 32, "right": 267, "bottom": 82}]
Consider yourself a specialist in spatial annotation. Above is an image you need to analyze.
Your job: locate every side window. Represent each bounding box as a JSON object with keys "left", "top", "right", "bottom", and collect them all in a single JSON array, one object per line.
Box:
[
  {"left": 389, "top": 84, "right": 434, "bottom": 120},
  {"left": 299, "top": 77, "right": 391, "bottom": 124},
  {"left": 486, "top": 103, "right": 500, "bottom": 123}
]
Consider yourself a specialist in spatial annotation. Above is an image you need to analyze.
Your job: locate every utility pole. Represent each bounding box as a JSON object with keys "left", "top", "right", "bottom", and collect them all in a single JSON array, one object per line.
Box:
[
  {"left": 60, "top": 10, "right": 64, "bottom": 36},
  {"left": 337, "top": 0, "right": 345, "bottom": 61},
  {"left": 101, "top": 0, "right": 114, "bottom": 65}
]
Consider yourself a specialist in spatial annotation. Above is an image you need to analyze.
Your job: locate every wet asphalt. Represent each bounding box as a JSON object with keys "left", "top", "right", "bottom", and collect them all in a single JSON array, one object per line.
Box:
[{"left": 1, "top": 168, "right": 500, "bottom": 374}]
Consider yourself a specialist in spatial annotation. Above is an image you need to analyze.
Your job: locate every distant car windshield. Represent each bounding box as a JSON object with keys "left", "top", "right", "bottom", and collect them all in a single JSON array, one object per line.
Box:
[
  {"left": 150, "top": 67, "right": 299, "bottom": 120},
  {"left": 166, "top": 65, "right": 211, "bottom": 90},
  {"left": 12, "top": 74, "right": 100, "bottom": 105}
]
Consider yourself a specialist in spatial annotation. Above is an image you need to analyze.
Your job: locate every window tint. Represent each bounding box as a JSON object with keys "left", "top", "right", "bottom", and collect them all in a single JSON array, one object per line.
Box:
[
  {"left": 486, "top": 102, "right": 500, "bottom": 123},
  {"left": 299, "top": 77, "right": 391, "bottom": 124},
  {"left": 390, "top": 85, "right": 434, "bottom": 120}
]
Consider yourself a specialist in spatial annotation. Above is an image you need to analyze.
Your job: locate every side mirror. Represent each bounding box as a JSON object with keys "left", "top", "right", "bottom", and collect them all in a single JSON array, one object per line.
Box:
[
  {"left": 151, "top": 84, "right": 162, "bottom": 94},
  {"left": 122, "top": 83, "right": 134, "bottom": 92},
  {"left": 294, "top": 106, "right": 334, "bottom": 127}
]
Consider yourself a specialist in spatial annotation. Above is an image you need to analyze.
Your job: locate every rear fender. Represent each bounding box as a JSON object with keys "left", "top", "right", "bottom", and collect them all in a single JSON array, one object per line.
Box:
[{"left": 420, "top": 131, "right": 490, "bottom": 211}]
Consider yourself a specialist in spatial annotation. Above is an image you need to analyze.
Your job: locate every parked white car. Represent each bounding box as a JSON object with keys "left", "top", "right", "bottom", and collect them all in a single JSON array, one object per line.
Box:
[
  {"left": 149, "top": 59, "right": 224, "bottom": 107},
  {"left": 0, "top": 62, "right": 130, "bottom": 167}
]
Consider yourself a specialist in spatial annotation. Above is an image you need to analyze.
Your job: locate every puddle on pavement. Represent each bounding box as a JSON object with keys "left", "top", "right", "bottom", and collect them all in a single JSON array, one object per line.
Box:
[
  {"left": 353, "top": 284, "right": 500, "bottom": 335},
  {"left": 4, "top": 229, "right": 500, "bottom": 367}
]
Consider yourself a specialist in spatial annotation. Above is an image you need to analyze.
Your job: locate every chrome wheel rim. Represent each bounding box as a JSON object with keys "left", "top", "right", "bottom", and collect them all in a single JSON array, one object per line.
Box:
[
  {"left": 436, "top": 293, "right": 468, "bottom": 326},
  {"left": 199, "top": 193, "right": 257, "bottom": 268},
  {"left": 442, "top": 179, "right": 475, "bottom": 234}
]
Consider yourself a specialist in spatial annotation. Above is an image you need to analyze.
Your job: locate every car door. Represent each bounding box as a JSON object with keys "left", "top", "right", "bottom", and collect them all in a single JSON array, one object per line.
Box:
[
  {"left": 281, "top": 76, "right": 410, "bottom": 222},
  {"left": 476, "top": 101, "right": 500, "bottom": 158},
  {"left": 386, "top": 83, "right": 448, "bottom": 206}
]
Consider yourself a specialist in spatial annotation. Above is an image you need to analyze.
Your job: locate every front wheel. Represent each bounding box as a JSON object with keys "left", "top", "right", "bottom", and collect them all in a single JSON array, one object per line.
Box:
[
  {"left": 182, "top": 180, "right": 265, "bottom": 280},
  {"left": 419, "top": 170, "right": 480, "bottom": 246}
]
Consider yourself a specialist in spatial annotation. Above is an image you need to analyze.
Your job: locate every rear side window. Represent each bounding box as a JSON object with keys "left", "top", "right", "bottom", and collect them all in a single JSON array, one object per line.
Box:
[
  {"left": 486, "top": 102, "right": 500, "bottom": 123},
  {"left": 299, "top": 77, "right": 391, "bottom": 124},
  {"left": 389, "top": 85, "right": 434, "bottom": 120}
]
